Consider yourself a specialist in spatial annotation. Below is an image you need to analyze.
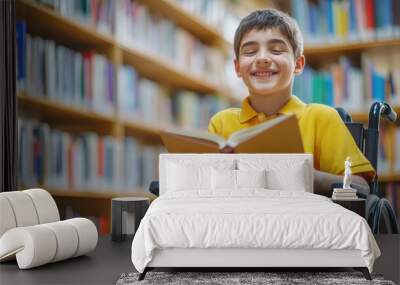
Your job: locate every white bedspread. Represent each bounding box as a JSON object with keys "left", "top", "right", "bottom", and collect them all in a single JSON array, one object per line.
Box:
[{"left": 131, "top": 190, "right": 380, "bottom": 273}]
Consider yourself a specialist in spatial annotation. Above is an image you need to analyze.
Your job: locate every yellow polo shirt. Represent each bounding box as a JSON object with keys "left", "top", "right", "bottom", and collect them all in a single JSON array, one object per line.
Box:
[{"left": 208, "top": 95, "right": 375, "bottom": 180}]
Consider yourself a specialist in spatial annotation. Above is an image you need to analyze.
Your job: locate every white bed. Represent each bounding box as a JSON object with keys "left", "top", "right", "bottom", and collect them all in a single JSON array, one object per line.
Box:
[{"left": 131, "top": 154, "right": 380, "bottom": 280}]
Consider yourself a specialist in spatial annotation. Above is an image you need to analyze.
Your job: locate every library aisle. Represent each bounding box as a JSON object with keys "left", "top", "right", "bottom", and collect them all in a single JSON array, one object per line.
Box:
[{"left": 15, "top": 0, "right": 400, "bottom": 233}]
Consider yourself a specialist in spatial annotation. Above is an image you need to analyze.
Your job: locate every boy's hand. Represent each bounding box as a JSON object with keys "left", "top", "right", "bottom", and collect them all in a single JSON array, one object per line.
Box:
[{"left": 220, "top": 146, "right": 234, "bottom": 153}]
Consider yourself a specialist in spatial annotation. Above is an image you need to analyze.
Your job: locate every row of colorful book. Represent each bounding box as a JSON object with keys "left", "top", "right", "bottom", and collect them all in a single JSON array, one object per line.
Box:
[
  {"left": 293, "top": 48, "right": 400, "bottom": 112},
  {"left": 171, "top": 92, "right": 229, "bottom": 130},
  {"left": 291, "top": 0, "right": 400, "bottom": 44},
  {"left": 117, "top": 67, "right": 173, "bottom": 124},
  {"left": 36, "top": 0, "right": 234, "bottom": 45},
  {"left": 17, "top": 22, "right": 114, "bottom": 115},
  {"left": 115, "top": 0, "right": 225, "bottom": 80},
  {"left": 16, "top": 24, "right": 230, "bottom": 129},
  {"left": 18, "top": 117, "right": 398, "bottom": 191},
  {"left": 174, "top": 0, "right": 227, "bottom": 30},
  {"left": 36, "top": 0, "right": 114, "bottom": 35},
  {"left": 18, "top": 118, "right": 163, "bottom": 191},
  {"left": 34, "top": 0, "right": 226, "bottom": 82},
  {"left": 118, "top": 64, "right": 229, "bottom": 129}
]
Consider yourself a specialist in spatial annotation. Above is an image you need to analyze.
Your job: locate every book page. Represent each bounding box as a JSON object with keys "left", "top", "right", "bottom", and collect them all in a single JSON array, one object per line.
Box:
[
  {"left": 233, "top": 115, "right": 304, "bottom": 153},
  {"left": 161, "top": 133, "right": 222, "bottom": 153},
  {"left": 226, "top": 115, "right": 291, "bottom": 148},
  {"left": 162, "top": 127, "right": 227, "bottom": 148}
]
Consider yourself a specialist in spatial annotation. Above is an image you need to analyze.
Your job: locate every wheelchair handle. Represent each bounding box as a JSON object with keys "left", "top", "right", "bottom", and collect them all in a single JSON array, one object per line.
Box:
[
  {"left": 381, "top": 103, "right": 397, "bottom": 122},
  {"left": 365, "top": 101, "right": 397, "bottom": 174},
  {"left": 368, "top": 101, "right": 397, "bottom": 130}
]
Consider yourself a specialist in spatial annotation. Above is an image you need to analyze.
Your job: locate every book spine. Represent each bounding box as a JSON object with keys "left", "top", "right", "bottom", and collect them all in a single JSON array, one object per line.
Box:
[
  {"left": 98, "top": 137, "right": 104, "bottom": 188},
  {"left": 393, "top": 0, "right": 400, "bottom": 32},
  {"left": 16, "top": 21, "right": 26, "bottom": 90},
  {"left": 67, "top": 139, "right": 74, "bottom": 188},
  {"left": 372, "top": 70, "right": 386, "bottom": 101},
  {"left": 365, "top": 0, "right": 375, "bottom": 30},
  {"left": 290, "top": 0, "right": 398, "bottom": 43},
  {"left": 348, "top": 0, "right": 357, "bottom": 37}
]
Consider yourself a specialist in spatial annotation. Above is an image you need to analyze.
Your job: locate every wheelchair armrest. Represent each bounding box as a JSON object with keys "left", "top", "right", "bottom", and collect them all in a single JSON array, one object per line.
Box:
[{"left": 149, "top": 181, "right": 159, "bottom": 197}]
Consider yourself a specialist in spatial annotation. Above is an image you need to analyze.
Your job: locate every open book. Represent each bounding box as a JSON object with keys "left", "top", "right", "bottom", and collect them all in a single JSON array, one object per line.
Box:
[{"left": 160, "top": 114, "right": 304, "bottom": 153}]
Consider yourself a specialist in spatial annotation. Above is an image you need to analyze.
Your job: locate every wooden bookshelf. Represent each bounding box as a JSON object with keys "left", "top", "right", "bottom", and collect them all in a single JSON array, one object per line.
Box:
[
  {"left": 17, "top": 94, "right": 117, "bottom": 137},
  {"left": 16, "top": 0, "right": 115, "bottom": 50},
  {"left": 305, "top": 38, "right": 400, "bottom": 56},
  {"left": 379, "top": 174, "right": 400, "bottom": 183},
  {"left": 120, "top": 44, "right": 218, "bottom": 94},
  {"left": 298, "top": 4, "right": 400, "bottom": 187},
  {"left": 17, "top": 93, "right": 118, "bottom": 135},
  {"left": 18, "top": 93, "right": 115, "bottom": 128},
  {"left": 16, "top": 0, "right": 231, "bottom": 97},
  {"left": 136, "top": 0, "right": 227, "bottom": 48},
  {"left": 16, "top": 0, "right": 400, "bottom": 232},
  {"left": 46, "top": 188, "right": 156, "bottom": 201},
  {"left": 18, "top": 92, "right": 208, "bottom": 143},
  {"left": 351, "top": 106, "right": 400, "bottom": 123},
  {"left": 123, "top": 120, "right": 163, "bottom": 144},
  {"left": 350, "top": 112, "right": 370, "bottom": 123}
]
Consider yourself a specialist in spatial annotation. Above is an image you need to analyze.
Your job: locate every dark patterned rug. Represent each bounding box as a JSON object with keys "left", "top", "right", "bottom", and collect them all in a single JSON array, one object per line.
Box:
[{"left": 116, "top": 271, "right": 396, "bottom": 285}]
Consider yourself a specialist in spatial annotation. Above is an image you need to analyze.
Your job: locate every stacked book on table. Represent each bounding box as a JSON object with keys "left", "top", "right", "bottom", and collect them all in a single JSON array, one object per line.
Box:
[{"left": 332, "top": 188, "right": 358, "bottom": 200}]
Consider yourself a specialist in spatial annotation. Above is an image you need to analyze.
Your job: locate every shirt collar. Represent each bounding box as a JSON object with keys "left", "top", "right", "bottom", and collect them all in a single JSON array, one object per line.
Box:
[{"left": 239, "top": 95, "right": 307, "bottom": 123}]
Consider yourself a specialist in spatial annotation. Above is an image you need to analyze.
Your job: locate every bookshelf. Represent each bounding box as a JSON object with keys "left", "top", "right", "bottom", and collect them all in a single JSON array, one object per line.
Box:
[
  {"left": 18, "top": 93, "right": 115, "bottom": 127},
  {"left": 47, "top": 188, "right": 155, "bottom": 200},
  {"left": 135, "top": 0, "right": 228, "bottom": 48},
  {"left": 290, "top": 1, "right": 400, "bottom": 173},
  {"left": 16, "top": 0, "right": 237, "bottom": 98},
  {"left": 16, "top": 0, "right": 400, "bottom": 231},
  {"left": 304, "top": 38, "right": 400, "bottom": 56},
  {"left": 379, "top": 174, "right": 400, "bottom": 183},
  {"left": 123, "top": 120, "right": 163, "bottom": 145},
  {"left": 120, "top": 44, "right": 219, "bottom": 94},
  {"left": 15, "top": 0, "right": 114, "bottom": 49},
  {"left": 280, "top": 0, "right": 400, "bottom": 222},
  {"left": 15, "top": 0, "right": 238, "bottom": 233},
  {"left": 350, "top": 107, "right": 400, "bottom": 123}
]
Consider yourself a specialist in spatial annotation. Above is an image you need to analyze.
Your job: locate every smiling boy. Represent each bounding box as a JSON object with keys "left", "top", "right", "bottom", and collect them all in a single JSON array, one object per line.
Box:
[{"left": 208, "top": 9, "right": 375, "bottom": 196}]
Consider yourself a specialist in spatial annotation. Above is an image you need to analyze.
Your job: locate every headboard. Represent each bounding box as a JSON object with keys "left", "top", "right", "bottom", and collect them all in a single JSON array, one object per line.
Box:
[{"left": 159, "top": 153, "right": 313, "bottom": 196}]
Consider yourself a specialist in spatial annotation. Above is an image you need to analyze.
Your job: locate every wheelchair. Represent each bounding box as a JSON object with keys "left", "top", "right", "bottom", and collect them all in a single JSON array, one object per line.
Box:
[
  {"left": 335, "top": 101, "right": 399, "bottom": 234},
  {"left": 149, "top": 101, "right": 399, "bottom": 234}
]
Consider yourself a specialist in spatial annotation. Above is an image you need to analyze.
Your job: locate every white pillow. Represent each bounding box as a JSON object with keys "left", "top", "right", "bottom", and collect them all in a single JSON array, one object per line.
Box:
[
  {"left": 167, "top": 162, "right": 211, "bottom": 191},
  {"left": 266, "top": 165, "right": 307, "bottom": 191},
  {"left": 238, "top": 159, "right": 310, "bottom": 192},
  {"left": 211, "top": 168, "right": 236, "bottom": 190},
  {"left": 165, "top": 159, "right": 236, "bottom": 192},
  {"left": 211, "top": 169, "right": 267, "bottom": 190},
  {"left": 237, "top": 169, "right": 267, "bottom": 188}
]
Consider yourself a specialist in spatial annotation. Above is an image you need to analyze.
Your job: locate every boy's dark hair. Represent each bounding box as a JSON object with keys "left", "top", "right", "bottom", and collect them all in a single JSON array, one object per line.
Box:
[{"left": 234, "top": 9, "right": 304, "bottom": 59}]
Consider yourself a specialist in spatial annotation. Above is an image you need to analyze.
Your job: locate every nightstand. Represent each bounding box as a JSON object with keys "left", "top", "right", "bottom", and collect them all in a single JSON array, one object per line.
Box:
[
  {"left": 331, "top": 198, "right": 366, "bottom": 218},
  {"left": 111, "top": 197, "right": 150, "bottom": 242}
]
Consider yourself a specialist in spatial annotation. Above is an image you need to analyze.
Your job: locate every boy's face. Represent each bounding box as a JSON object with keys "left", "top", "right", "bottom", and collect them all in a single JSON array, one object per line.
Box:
[{"left": 234, "top": 28, "right": 304, "bottom": 98}]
